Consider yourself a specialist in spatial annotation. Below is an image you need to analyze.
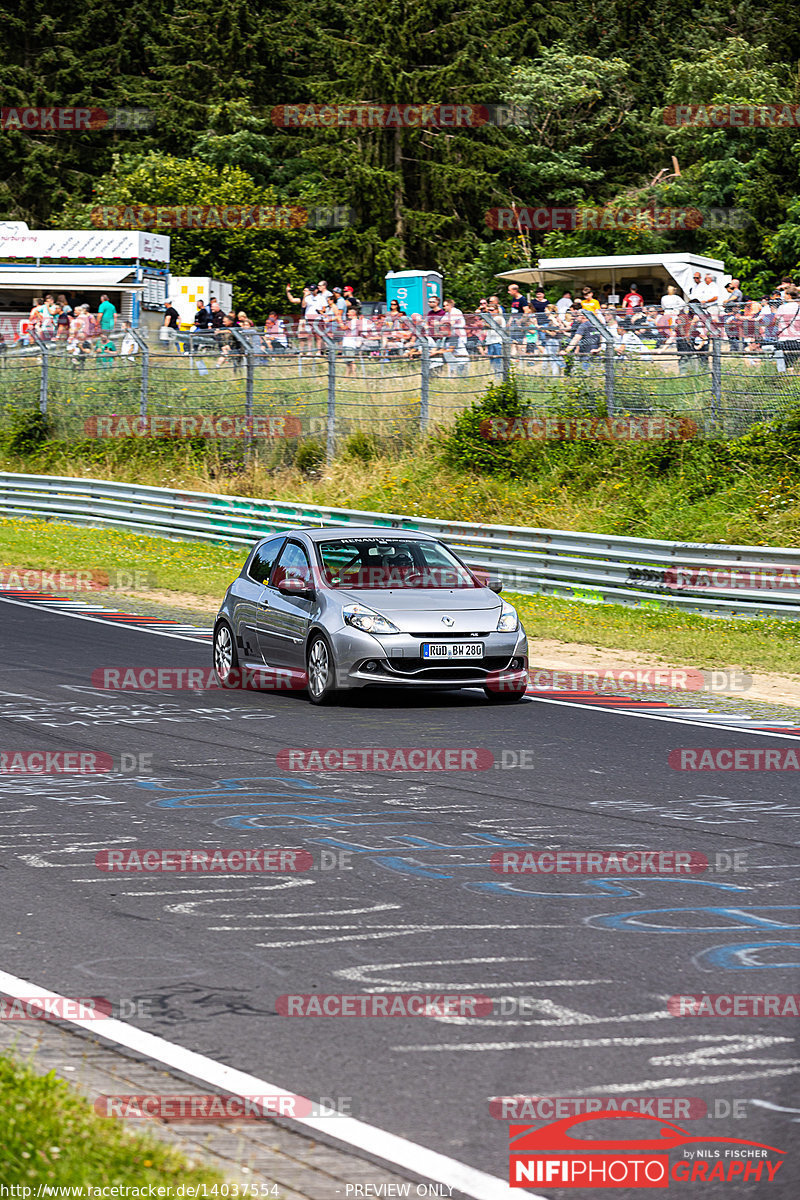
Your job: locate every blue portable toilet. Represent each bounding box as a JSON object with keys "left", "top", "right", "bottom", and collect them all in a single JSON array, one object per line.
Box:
[{"left": 385, "top": 269, "right": 443, "bottom": 316}]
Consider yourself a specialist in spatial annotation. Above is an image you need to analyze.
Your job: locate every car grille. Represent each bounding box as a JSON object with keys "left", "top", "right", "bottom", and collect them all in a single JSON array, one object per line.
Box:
[
  {"left": 411, "top": 631, "right": 494, "bottom": 639},
  {"left": 383, "top": 655, "right": 512, "bottom": 679}
]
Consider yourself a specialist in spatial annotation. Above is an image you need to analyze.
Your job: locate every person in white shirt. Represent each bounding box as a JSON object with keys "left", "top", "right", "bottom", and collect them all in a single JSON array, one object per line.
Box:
[
  {"left": 698, "top": 273, "right": 720, "bottom": 313},
  {"left": 660, "top": 285, "right": 683, "bottom": 317},
  {"left": 305, "top": 280, "right": 332, "bottom": 352},
  {"left": 687, "top": 271, "right": 704, "bottom": 302},
  {"left": 484, "top": 303, "right": 506, "bottom": 378},
  {"left": 775, "top": 285, "right": 800, "bottom": 369},
  {"left": 342, "top": 311, "right": 371, "bottom": 376},
  {"left": 607, "top": 317, "right": 652, "bottom": 362},
  {"left": 443, "top": 298, "right": 466, "bottom": 347},
  {"left": 556, "top": 290, "right": 573, "bottom": 315},
  {"left": 120, "top": 321, "right": 138, "bottom": 363}
]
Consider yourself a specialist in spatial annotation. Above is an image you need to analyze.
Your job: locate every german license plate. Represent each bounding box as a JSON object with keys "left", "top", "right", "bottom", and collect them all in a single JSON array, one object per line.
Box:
[{"left": 422, "top": 642, "right": 484, "bottom": 659}]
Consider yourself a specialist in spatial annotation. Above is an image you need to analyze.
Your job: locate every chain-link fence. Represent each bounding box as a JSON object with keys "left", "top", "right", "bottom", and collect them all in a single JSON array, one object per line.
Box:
[{"left": 2, "top": 304, "right": 798, "bottom": 456}]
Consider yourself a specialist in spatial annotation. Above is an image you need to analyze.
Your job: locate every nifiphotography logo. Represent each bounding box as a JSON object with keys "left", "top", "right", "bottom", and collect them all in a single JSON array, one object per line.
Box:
[{"left": 508, "top": 1111, "right": 785, "bottom": 1188}]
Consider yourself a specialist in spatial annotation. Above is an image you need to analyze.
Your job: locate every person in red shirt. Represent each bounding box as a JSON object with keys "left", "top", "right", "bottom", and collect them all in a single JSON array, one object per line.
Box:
[{"left": 623, "top": 284, "right": 644, "bottom": 310}]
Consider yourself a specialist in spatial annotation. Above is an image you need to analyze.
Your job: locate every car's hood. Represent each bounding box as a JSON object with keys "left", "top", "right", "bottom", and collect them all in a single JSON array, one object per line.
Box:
[{"left": 332, "top": 587, "right": 502, "bottom": 634}]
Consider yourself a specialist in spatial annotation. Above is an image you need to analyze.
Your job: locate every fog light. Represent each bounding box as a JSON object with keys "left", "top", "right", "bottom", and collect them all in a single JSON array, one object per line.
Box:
[
  {"left": 510, "top": 658, "right": 522, "bottom": 670},
  {"left": 363, "top": 660, "right": 378, "bottom": 672}
]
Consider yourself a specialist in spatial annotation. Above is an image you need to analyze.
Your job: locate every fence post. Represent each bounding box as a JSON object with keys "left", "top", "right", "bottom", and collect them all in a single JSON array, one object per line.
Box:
[
  {"left": 326, "top": 346, "right": 336, "bottom": 462},
  {"left": 132, "top": 329, "right": 149, "bottom": 424},
  {"left": 315, "top": 327, "right": 337, "bottom": 463},
  {"left": 233, "top": 329, "right": 255, "bottom": 460},
  {"left": 34, "top": 334, "right": 49, "bottom": 415},
  {"left": 400, "top": 316, "right": 430, "bottom": 433},
  {"left": 480, "top": 313, "right": 511, "bottom": 384},
  {"left": 501, "top": 324, "right": 511, "bottom": 382},
  {"left": 420, "top": 339, "right": 430, "bottom": 432},
  {"left": 689, "top": 301, "right": 722, "bottom": 430},
  {"left": 584, "top": 311, "right": 615, "bottom": 417},
  {"left": 711, "top": 337, "right": 722, "bottom": 427}
]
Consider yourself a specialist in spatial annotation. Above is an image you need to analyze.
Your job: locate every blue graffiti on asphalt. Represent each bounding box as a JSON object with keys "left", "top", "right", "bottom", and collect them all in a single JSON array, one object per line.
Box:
[
  {"left": 586, "top": 905, "right": 800, "bottom": 931},
  {"left": 131, "top": 776, "right": 796, "bottom": 968},
  {"left": 461, "top": 876, "right": 750, "bottom": 897},
  {"left": 135, "top": 776, "right": 346, "bottom": 807},
  {"left": 694, "top": 942, "right": 800, "bottom": 970}
]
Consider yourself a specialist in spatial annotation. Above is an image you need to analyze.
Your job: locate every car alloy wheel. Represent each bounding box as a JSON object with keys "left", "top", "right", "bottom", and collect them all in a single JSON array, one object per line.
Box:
[
  {"left": 307, "top": 635, "right": 337, "bottom": 704},
  {"left": 213, "top": 621, "right": 237, "bottom": 684}
]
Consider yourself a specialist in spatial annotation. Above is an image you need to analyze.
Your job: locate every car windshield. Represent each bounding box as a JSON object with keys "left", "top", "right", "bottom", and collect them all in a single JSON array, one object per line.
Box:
[{"left": 316, "top": 537, "right": 478, "bottom": 589}]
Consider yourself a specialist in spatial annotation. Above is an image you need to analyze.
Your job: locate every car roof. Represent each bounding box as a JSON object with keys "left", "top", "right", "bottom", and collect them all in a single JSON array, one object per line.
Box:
[{"left": 265, "top": 526, "right": 438, "bottom": 543}]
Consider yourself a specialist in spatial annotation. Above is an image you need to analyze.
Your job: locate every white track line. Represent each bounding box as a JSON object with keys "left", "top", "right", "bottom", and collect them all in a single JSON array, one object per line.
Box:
[
  {"left": 525, "top": 694, "right": 800, "bottom": 741},
  {"left": 0, "top": 970, "right": 526, "bottom": 1200},
  {"left": 0, "top": 595, "right": 208, "bottom": 644}
]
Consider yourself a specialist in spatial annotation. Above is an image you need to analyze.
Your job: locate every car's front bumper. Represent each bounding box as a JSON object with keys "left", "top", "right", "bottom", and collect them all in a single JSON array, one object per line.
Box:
[{"left": 330, "top": 625, "right": 529, "bottom": 690}]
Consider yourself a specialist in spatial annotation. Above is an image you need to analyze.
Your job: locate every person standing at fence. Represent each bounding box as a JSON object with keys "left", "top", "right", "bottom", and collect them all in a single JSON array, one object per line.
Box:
[
  {"left": 528, "top": 288, "right": 549, "bottom": 351},
  {"left": 541, "top": 305, "right": 565, "bottom": 376},
  {"left": 341, "top": 310, "right": 367, "bottom": 376},
  {"left": 622, "top": 283, "right": 643, "bottom": 311},
  {"left": 484, "top": 303, "right": 505, "bottom": 377},
  {"left": 775, "top": 285, "right": 800, "bottom": 371},
  {"left": 192, "top": 298, "right": 211, "bottom": 331},
  {"left": 120, "top": 321, "right": 138, "bottom": 363},
  {"left": 687, "top": 271, "right": 703, "bottom": 301},
  {"left": 580, "top": 286, "right": 601, "bottom": 314},
  {"left": 305, "top": 281, "right": 332, "bottom": 353},
  {"left": 506, "top": 283, "right": 527, "bottom": 357},
  {"left": 660, "top": 284, "right": 682, "bottom": 318},
  {"left": 54, "top": 304, "right": 70, "bottom": 348},
  {"left": 161, "top": 298, "right": 181, "bottom": 351},
  {"left": 343, "top": 285, "right": 360, "bottom": 312},
  {"left": 698, "top": 273, "right": 720, "bottom": 315},
  {"left": 556, "top": 290, "right": 573, "bottom": 315},
  {"left": 565, "top": 305, "right": 602, "bottom": 369},
  {"left": 98, "top": 293, "right": 117, "bottom": 334}
]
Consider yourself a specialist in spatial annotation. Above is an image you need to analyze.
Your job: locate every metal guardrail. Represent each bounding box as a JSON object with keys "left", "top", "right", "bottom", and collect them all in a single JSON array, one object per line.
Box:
[{"left": 1, "top": 472, "right": 798, "bottom": 619}]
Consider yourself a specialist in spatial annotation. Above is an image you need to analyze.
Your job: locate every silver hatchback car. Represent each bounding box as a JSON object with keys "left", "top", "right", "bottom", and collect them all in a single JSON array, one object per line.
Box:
[{"left": 213, "top": 526, "right": 528, "bottom": 704}]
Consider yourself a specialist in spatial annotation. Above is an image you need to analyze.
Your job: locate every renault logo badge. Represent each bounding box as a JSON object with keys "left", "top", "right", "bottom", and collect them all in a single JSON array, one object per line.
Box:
[{"left": 442, "top": 615, "right": 455, "bottom": 626}]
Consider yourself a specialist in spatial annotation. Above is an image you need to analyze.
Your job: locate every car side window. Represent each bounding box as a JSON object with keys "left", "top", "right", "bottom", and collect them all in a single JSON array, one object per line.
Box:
[
  {"left": 271, "top": 541, "right": 312, "bottom": 588},
  {"left": 247, "top": 536, "right": 284, "bottom": 585}
]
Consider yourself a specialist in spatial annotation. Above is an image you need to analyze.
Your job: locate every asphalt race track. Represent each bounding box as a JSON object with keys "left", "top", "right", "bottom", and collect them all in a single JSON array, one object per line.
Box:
[{"left": 1, "top": 597, "right": 798, "bottom": 1198}]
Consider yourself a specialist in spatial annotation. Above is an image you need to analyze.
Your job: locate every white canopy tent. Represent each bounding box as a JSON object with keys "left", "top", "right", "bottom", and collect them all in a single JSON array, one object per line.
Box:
[{"left": 495, "top": 252, "right": 728, "bottom": 303}]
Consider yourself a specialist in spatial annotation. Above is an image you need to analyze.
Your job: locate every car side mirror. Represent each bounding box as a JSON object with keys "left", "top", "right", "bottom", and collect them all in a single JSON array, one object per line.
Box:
[
  {"left": 473, "top": 569, "right": 503, "bottom": 594},
  {"left": 276, "top": 578, "right": 315, "bottom": 599}
]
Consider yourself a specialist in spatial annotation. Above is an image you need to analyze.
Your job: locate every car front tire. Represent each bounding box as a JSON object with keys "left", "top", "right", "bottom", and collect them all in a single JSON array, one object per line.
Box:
[
  {"left": 213, "top": 620, "right": 239, "bottom": 686},
  {"left": 307, "top": 634, "right": 338, "bottom": 705}
]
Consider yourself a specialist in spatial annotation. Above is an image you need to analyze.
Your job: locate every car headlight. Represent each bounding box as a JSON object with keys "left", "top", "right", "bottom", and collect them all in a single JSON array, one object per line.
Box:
[
  {"left": 343, "top": 603, "right": 400, "bottom": 635},
  {"left": 496, "top": 604, "right": 519, "bottom": 632}
]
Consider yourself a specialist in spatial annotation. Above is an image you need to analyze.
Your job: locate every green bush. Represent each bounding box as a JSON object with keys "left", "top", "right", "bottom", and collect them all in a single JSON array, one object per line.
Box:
[
  {"left": 343, "top": 430, "right": 380, "bottom": 463},
  {"left": 295, "top": 439, "right": 325, "bottom": 476},
  {"left": 2, "top": 405, "right": 50, "bottom": 455}
]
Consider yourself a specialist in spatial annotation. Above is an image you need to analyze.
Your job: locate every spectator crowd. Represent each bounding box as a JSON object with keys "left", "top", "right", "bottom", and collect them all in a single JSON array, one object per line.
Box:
[{"left": 4, "top": 274, "right": 800, "bottom": 376}]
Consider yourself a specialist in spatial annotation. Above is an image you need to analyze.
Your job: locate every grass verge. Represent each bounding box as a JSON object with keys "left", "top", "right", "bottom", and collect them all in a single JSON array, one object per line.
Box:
[
  {"left": 2, "top": 517, "right": 798, "bottom": 676},
  {"left": 0, "top": 1049, "right": 224, "bottom": 1190}
]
